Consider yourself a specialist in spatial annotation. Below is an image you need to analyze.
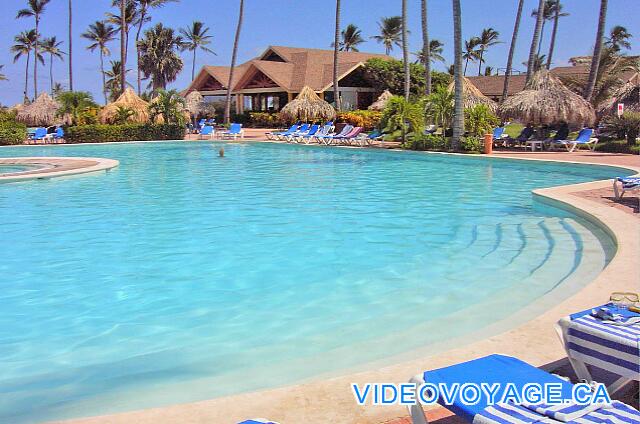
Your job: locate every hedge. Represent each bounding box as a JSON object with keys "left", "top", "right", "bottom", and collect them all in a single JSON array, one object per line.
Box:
[
  {"left": 65, "top": 124, "right": 186, "bottom": 143},
  {"left": 335, "top": 110, "right": 382, "bottom": 130},
  {"left": 595, "top": 140, "right": 640, "bottom": 155},
  {"left": 405, "top": 134, "right": 482, "bottom": 153},
  {"left": 0, "top": 121, "right": 28, "bottom": 145}
]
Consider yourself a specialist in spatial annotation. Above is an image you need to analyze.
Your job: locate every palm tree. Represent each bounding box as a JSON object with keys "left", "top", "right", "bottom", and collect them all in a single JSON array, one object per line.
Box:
[
  {"left": 545, "top": 1, "right": 568, "bottom": 69},
  {"left": 462, "top": 37, "right": 481, "bottom": 76},
  {"left": 41, "top": 37, "right": 65, "bottom": 95},
  {"left": 134, "top": 0, "right": 179, "bottom": 95},
  {"left": 52, "top": 82, "right": 64, "bottom": 96},
  {"left": 138, "top": 23, "right": 184, "bottom": 93},
  {"left": 401, "top": 0, "right": 409, "bottom": 101},
  {"left": 108, "top": 0, "right": 138, "bottom": 93},
  {"left": 605, "top": 25, "right": 632, "bottom": 52},
  {"left": 502, "top": 0, "right": 524, "bottom": 103},
  {"left": 451, "top": 0, "right": 463, "bottom": 151},
  {"left": 180, "top": 21, "right": 215, "bottom": 81},
  {"left": 12, "top": 30, "right": 43, "bottom": 101},
  {"left": 526, "top": 0, "right": 546, "bottom": 83},
  {"left": 413, "top": 40, "right": 444, "bottom": 65},
  {"left": 16, "top": 0, "right": 51, "bottom": 99},
  {"left": 421, "top": 0, "right": 431, "bottom": 95},
  {"left": 148, "top": 89, "right": 186, "bottom": 124},
  {"left": 68, "top": 0, "right": 73, "bottom": 91},
  {"left": 523, "top": 54, "right": 546, "bottom": 72},
  {"left": 332, "top": 0, "right": 341, "bottom": 111},
  {"left": 57, "top": 91, "right": 97, "bottom": 125},
  {"left": 224, "top": 0, "right": 244, "bottom": 124},
  {"left": 0, "top": 65, "right": 7, "bottom": 81},
  {"left": 338, "top": 24, "right": 364, "bottom": 52},
  {"left": 104, "top": 60, "right": 131, "bottom": 101},
  {"left": 584, "top": 0, "right": 609, "bottom": 102},
  {"left": 372, "top": 16, "right": 403, "bottom": 55},
  {"left": 484, "top": 66, "right": 496, "bottom": 76},
  {"left": 82, "top": 21, "right": 117, "bottom": 104},
  {"left": 531, "top": 0, "right": 552, "bottom": 56},
  {"left": 476, "top": 28, "right": 500, "bottom": 75}
]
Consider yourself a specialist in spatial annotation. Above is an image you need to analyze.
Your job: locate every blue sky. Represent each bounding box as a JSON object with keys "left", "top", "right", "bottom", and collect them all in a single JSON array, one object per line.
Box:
[{"left": 1, "top": 0, "right": 638, "bottom": 106}]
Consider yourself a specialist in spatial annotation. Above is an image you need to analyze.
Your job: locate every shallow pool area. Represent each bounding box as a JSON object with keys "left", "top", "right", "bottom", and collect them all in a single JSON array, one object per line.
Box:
[
  {"left": 0, "top": 142, "right": 632, "bottom": 423},
  {"left": 0, "top": 164, "right": 42, "bottom": 175}
]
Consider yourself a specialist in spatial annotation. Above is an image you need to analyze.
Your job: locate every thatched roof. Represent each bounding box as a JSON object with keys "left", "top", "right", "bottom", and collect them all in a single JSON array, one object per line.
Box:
[
  {"left": 598, "top": 73, "right": 640, "bottom": 115},
  {"left": 448, "top": 77, "right": 498, "bottom": 112},
  {"left": 498, "top": 70, "right": 596, "bottom": 125},
  {"left": 16, "top": 93, "right": 69, "bottom": 126},
  {"left": 369, "top": 90, "right": 393, "bottom": 111},
  {"left": 99, "top": 88, "right": 150, "bottom": 124},
  {"left": 184, "top": 91, "right": 204, "bottom": 116},
  {"left": 279, "top": 86, "right": 336, "bottom": 122}
]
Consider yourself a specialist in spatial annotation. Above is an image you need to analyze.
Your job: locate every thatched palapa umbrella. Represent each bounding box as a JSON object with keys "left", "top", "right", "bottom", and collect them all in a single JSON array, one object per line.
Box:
[
  {"left": 16, "top": 93, "right": 69, "bottom": 126},
  {"left": 447, "top": 77, "right": 498, "bottom": 112},
  {"left": 368, "top": 90, "right": 393, "bottom": 111},
  {"left": 598, "top": 73, "right": 640, "bottom": 116},
  {"left": 280, "top": 86, "right": 336, "bottom": 122},
  {"left": 499, "top": 70, "right": 596, "bottom": 125},
  {"left": 184, "top": 91, "right": 204, "bottom": 117},
  {"left": 99, "top": 87, "right": 150, "bottom": 124}
]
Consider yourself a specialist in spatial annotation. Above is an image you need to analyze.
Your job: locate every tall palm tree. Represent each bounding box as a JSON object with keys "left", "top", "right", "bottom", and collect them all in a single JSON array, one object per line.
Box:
[
  {"left": 605, "top": 25, "right": 632, "bottom": 52},
  {"left": 476, "top": 28, "right": 500, "bottom": 75},
  {"left": 401, "top": 0, "right": 409, "bottom": 101},
  {"left": 138, "top": 23, "right": 184, "bottom": 93},
  {"left": 584, "top": 0, "right": 609, "bottom": 102},
  {"left": 224, "top": 0, "right": 244, "bottom": 124},
  {"left": 502, "top": 0, "right": 524, "bottom": 103},
  {"left": 12, "top": 30, "right": 43, "bottom": 101},
  {"left": 41, "top": 37, "right": 65, "bottom": 95},
  {"left": 338, "top": 24, "right": 364, "bottom": 52},
  {"left": 333, "top": 0, "right": 341, "bottom": 111},
  {"left": 545, "top": 1, "right": 568, "bottom": 69},
  {"left": 462, "top": 37, "right": 481, "bottom": 76},
  {"left": 421, "top": 0, "right": 431, "bottom": 95},
  {"left": 526, "top": 0, "right": 546, "bottom": 83},
  {"left": 414, "top": 40, "right": 445, "bottom": 65},
  {"left": 108, "top": 0, "right": 139, "bottom": 64},
  {"left": 16, "top": 0, "right": 51, "bottom": 99},
  {"left": 104, "top": 60, "right": 131, "bottom": 101},
  {"left": 134, "top": 0, "right": 178, "bottom": 94},
  {"left": 451, "top": 0, "right": 463, "bottom": 151},
  {"left": 82, "top": 21, "right": 117, "bottom": 104},
  {"left": 120, "top": 0, "right": 126, "bottom": 93},
  {"left": 0, "top": 65, "right": 7, "bottom": 81},
  {"left": 372, "top": 16, "right": 403, "bottom": 55},
  {"left": 523, "top": 54, "right": 546, "bottom": 72},
  {"left": 68, "top": 0, "right": 73, "bottom": 91},
  {"left": 531, "top": 0, "right": 551, "bottom": 56},
  {"left": 181, "top": 21, "right": 215, "bottom": 81}
]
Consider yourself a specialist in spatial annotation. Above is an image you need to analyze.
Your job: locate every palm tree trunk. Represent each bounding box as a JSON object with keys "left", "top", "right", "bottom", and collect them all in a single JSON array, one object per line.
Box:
[
  {"left": 536, "top": 21, "right": 546, "bottom": 56},
  {"left": 120, "top": 0, "right": 126, "bottom": 94},
  {"left": 402, "top": 0, "right": 410, "bottom": 101},
  {"left": 136, "top": 9, "right": 146, "bottom": 95},
  {"left": 34, "top": 16, "right": 39, "bottom": 98},
  {"left": 333, "top": 0, "right": 341, "bottom": 111},
  {"left": 68, "top": 0, "right": 73, "bottom": 91},
  {"left": 421, "top": 0, "right": 431, "bottom": 96},
  {"left": 526, "top": 0, "right": 545, "bottom": 83},
  {"left": 584, "top": 0, "right": 608, "bottom": 102},
  {"left": 49, "top": 54, "right": 54, "bottom": 95},
  {"left": 502, "top": 0, "right": 524, "bottom": 103},
  {"left": 225, "top": 0, "right": 244, "bottom": 124},
  {"left": 24, "top": 52, "right": 30, "bottom": 101},
  {"left": 192, "top": 49, "right": 197, "bottom": 81},
  {"left": 546, "top": 3, "right": 560, "bottom": 69},
  {"left": 100, "top": 51, "right": 107, "bottom": 104},
  {"left": 464, "top": 57, "right": 468, "bottom": 76},
  {"left": 478, "top": 48, "right": 484, "bottom": 75},
  {"left": 451, "top": 0, "right": 463, "bottom": 151}
]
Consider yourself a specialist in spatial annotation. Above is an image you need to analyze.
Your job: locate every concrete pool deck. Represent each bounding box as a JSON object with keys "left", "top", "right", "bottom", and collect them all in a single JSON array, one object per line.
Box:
[{"left": 41, "top": 147, "right": 639, "bottom": 424}]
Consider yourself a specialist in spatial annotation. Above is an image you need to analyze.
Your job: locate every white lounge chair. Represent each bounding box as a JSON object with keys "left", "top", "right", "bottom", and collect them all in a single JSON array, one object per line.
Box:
[
  {"left": 613, "top": 176, "right": 640, "bottom": 199},
  {"left": 549, "top": 128, "right": 598, "bottom": 152}
]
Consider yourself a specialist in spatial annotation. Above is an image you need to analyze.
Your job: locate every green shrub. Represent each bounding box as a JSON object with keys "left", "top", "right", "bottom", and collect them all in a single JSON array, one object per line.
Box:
[
  {"left": 380, "top": 96, "right": 426, "bottom": 141},
  {"left": 0, "top": 109, "right": 19, "bottom": 124},
  {"left": 464, "top": 104, "right": 500, "bottom": 137},
  {"left": 406, "top": 134, "right": 482, "bottom": 153},
  {"left": 64, "top": 123, "right": 185, "bottom": 143},
  {"left": 0, "top": 121, "right": 27, "bottom": 145},
  {"left": 595, "top": 139, "right": 640, "bottom": 154},
  {"left": 246, "top": 112, "right": 285, "bottom": 128},
  {"left": 335, "top": 110, "right": 382, "bottom": 130},
  {"left": 601, "top": 112, "right": 640, "bottom": 146}
]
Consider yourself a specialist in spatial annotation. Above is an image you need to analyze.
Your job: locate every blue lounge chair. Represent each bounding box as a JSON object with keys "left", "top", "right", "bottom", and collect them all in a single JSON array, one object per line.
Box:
[
  {"left": 613, "top": 176, "right": 640, "bottom": 199},
  {"left": 44, "top": 127, "right": 64, "bottom": 143},
  {"left": 279, "top": 123, "right": 309, "bottom": 140},
  {"left": 198, "top": 125, "right": 214, "bottom": 140},
  {"left": 289, "top": 124, "right": 319, "bottom": 143},
  {"left": 316, "top": 125, "right": 354, "bottom": 145},
  {"left": 220, "top": 123, "right": 244, "bottom": 140},
  {"left": 266, "top": 124, "right": 298, "bottom": 140},
  {"left": 30, "top": 127, "right": 48, "bottom": 143},
  {"left": 237, "top": 420, "right": 279, "bottom": 424},
  {"left": 354, "top": 129, "right": 384, "bottom": 146},
  {"left": 550, "top": 128, "right": 598, "bottom": 152},
  {"left": 305, "top": 123, "right": 334, "bottom": 144},
  {"left": 492, "top": 127, "right": 506, "bottom": 140},
  {"left": 408, "top": 354, "right": 640, "bottom": 424}
]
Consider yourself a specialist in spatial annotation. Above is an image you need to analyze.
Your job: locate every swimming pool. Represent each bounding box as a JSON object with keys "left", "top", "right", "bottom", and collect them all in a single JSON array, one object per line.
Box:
[
  {"left": 0, "top": 164, "right": 42, "bottom": 175},
  {"left": 0, "top": 142, "right": 631, "bottom": 423}
]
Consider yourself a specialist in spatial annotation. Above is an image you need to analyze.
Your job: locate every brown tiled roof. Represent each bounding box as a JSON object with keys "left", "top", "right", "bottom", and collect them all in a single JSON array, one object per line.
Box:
[
  {"left": 186, "top": 45, "right": 391, "bottom": 94},
  {"left": 466, "top": 75, "right": 527, "bottom": 98}
]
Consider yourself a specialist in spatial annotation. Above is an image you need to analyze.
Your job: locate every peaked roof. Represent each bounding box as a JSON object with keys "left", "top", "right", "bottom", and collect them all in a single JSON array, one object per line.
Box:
[{"left": 185, "top": 45, "right": 391, "bottom": 94}]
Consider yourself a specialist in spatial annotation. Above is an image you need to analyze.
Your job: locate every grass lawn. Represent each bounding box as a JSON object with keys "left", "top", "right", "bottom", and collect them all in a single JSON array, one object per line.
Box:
[{"left": 504, "top": 123, "right": 523, "bottom": 138}]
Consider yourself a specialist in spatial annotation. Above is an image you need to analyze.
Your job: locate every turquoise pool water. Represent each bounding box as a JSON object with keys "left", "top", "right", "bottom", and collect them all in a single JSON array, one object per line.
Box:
[{"left": 0, "top": 142, "right": 631, "bottom": 423}]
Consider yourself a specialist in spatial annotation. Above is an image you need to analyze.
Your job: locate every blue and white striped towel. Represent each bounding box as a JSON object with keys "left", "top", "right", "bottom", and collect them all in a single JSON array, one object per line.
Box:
[
  {"left": 616, "top": 177, "right": 640, "bottom": 188},
  {"left": 474, "top": 400, "right": 640, "bottom": 423}
]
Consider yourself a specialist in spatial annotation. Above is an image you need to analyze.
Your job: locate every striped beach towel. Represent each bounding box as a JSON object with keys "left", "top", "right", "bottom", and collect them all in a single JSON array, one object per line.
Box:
[{"left": 474, "top": 400, "right": 640, "bottom": 423}]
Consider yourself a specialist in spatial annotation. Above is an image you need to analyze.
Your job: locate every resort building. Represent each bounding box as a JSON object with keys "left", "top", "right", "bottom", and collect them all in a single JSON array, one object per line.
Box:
[{"left": 183, "top": 46, "right": 390, "bottom": 113}]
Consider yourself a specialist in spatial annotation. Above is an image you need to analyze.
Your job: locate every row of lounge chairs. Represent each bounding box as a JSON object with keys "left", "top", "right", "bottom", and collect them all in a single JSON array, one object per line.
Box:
[
  {"left": 27, "top": 127, "right": 65, "bottom": 143},
  {"left": 266, "top": 123, "right": 384, "bottom": 147},
  {"left": 493, "top": 127, "right": 599, "bottom": 152},
  {"left": 198, "top": 123, "right": 244, "bottom": 140}
]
